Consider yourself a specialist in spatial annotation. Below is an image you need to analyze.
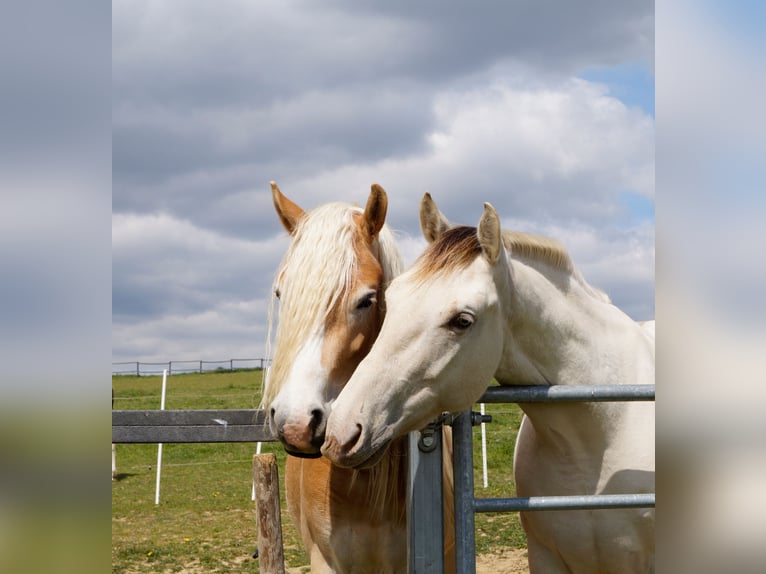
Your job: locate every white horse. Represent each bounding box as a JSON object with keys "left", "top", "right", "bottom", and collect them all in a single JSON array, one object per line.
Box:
[{"left": 323, "top": 195, "right": 655, "bottom": 573}]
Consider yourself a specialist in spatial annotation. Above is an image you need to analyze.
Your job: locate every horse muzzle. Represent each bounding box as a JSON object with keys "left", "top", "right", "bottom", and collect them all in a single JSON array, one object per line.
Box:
[{"left": 270, "top": 406, "right": 327, "bottom": 456}]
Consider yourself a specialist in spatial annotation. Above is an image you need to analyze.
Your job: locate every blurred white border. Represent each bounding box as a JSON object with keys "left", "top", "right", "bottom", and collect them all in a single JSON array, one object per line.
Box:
[{"left": 658, "top": 1, "right": 766, "bottom": 571}]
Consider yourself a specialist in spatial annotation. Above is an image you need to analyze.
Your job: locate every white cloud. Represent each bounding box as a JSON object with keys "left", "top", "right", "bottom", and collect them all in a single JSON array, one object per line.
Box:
[
  {"left": 283, "top": 78, "right": 653, "bottom": 224},
  {"left": 112, "top": 211, "right": 287, "bottom": 271},
  {"left": 426, "top": 79, "right": 654, "bottom": 196},
  {"left": 112, "top": 212, "right": 289, "bottom": 359},
  {"left": 112, "top": 298, "right": 271, "bottom": 364}
]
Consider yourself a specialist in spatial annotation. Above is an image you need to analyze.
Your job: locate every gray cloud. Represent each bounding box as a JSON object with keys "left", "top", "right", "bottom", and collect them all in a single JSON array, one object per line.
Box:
[{"left": 112, "top": 0, "right": 652, "bottom": 223}]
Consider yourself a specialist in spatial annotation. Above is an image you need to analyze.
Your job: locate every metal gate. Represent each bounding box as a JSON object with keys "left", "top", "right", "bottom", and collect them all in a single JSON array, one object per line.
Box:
[{"left": 407, "top": 384, "right": 656, "bottom": 573}]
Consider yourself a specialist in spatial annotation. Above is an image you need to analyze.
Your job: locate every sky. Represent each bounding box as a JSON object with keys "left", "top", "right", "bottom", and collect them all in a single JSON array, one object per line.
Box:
[{"left": 111, "top": 0, "right": 655, "bottom": 368}]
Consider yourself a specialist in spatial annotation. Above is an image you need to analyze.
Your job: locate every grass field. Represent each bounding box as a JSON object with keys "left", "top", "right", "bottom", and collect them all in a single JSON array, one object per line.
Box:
[{"left": 112, "top": 370, "right": 527, "bottom": 573}]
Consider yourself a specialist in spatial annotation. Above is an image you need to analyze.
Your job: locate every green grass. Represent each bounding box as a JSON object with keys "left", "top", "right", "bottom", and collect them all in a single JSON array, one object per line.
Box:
[
  {"left": 112, "top": 371, "right": 527, "bottom": 573},
  {"left": 472, "top": 403, "right": 529, "bottom": 553}
]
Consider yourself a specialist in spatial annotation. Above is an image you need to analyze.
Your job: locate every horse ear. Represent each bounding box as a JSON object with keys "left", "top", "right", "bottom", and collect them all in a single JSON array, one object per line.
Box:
[
  {"left": 271, "top": 181, "right": 306, "bottom": 235},
  {"left": 419, "top": 192, "right": 451, "bottom": 243},
  {"left": 478, "top": 202, "right": 502, "bottom": 264},
  {"left": 363, "top": 183, "right": 388, "bottom": 238}
]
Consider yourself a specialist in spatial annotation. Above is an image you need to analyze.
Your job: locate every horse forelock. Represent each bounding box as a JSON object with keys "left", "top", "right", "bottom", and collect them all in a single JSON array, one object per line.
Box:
[
  {"left": 262, "top": 202, "right": 403, "bottom": 408},
  {"left": 412, "top": 226, "right": 482, "bottom": 282}
]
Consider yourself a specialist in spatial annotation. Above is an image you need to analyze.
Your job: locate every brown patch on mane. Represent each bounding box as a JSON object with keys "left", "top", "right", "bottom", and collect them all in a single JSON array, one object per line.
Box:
[
  {"left": 413, "top": 225, "right": 573, "bottom": 281},
  {"left": 413, "top": 226, "right": 482, "bottom": 281}
]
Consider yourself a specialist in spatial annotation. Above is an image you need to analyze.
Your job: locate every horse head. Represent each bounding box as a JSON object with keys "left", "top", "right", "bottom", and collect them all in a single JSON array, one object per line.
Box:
[{"left": 263, "top": 182, "right": 402, "bottom": 457}]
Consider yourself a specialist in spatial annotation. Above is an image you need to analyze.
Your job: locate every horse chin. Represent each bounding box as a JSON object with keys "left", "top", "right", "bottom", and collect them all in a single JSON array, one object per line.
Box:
[
  {"left": 336, "top": 440, "right": 391, "bottom": 470},
  {"left": 284, "top": 446, "right": 323, "bottom": 459},
  {"left": 347, "top": 439, "right": 391, "bottom": 470},
  {"left": 321, "top": 427, "right": 396, "bottom": 469},
  {"left": 280, "top": 436, "right": 325, "bottom": 459}
]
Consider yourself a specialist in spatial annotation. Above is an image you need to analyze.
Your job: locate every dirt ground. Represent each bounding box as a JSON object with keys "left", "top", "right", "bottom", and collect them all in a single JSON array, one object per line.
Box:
[
  {"left": 476, "top": 548, "right": 529, "bottom": 574},
  {"left": 281, "top": 549, "right": 530, "bottom": 573},
  {"left": 176, "top": 548, "right": 530, "bottom": 573}
]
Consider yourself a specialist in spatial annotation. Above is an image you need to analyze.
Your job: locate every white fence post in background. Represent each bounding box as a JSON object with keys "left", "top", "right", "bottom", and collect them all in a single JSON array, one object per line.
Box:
[
  {"left": 155, "top": 369, "right": 168, "bottom": 505},
  {"left": 252, "top": 366, "right": 270, "bottom": 500},
  {"left": 480, "top": 403, "right": 488, "bottom": 489}
]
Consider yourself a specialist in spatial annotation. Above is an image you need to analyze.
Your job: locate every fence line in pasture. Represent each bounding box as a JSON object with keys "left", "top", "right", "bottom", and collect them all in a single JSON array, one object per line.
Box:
[{"left": 112, "top": 358, "right": 271, "bottom": 376}]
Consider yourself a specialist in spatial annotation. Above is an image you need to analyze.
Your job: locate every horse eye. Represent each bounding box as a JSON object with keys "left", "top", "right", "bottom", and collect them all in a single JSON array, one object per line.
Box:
[
  {"left": 274, "top": 288, "right": 281, "bottom": 299},
  {"left": 355, "top": 293, "right": 376, "bottom": 310},
  {"left": 448, "top": 312, "right": 474, "bottom": 332}
]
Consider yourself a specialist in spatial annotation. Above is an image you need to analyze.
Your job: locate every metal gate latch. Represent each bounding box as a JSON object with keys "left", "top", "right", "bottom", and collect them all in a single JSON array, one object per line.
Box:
[
  {"left": 417, "top": 413, "right": 463, "bottom": 452},
  {"left": 418, "top": 423, "right": 439, "bottom": 453}
]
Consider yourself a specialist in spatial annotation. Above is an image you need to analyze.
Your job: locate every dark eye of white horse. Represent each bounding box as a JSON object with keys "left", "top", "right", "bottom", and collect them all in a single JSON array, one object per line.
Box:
[
  {"left": 448, "top": 312, "right": 474, "bottom": 332},
  {"left": 274, "top": 287, "right": 281, "bottom": 299},
  {"left": 355, "top": 292, "right": 376, "bottom": 311}
]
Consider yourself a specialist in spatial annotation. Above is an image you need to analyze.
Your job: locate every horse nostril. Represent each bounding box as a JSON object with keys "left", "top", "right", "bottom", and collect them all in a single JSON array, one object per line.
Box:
[
  {"left": 322, "top": 422, "right": 365, "bottom": 463},
  {"left": 309, "top": 408, "right": 327, "bottom": 445},
  {"left": 345, "top": 423, "right": 363, "bottom": 451}
]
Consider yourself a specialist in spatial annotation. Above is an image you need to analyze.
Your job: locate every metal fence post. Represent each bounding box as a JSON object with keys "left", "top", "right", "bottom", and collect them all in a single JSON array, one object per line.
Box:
[
  {"left": 453, "top": 410, "right": 476, "bottom": 574},
  {"left": 407, "top": 425, "right": 444, "bottom": 573}
]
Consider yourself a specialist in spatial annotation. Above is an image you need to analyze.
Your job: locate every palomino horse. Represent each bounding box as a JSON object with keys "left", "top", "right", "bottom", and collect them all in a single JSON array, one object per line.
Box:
[
  {"left": 324, "top": 195, "right": 655, "bottom": 573},
  {"left": 262, "top": 183, "right": 455, "bottom": 573}
]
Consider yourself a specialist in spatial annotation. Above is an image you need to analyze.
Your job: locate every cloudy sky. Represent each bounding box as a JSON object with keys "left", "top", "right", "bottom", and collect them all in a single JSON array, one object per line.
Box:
[{"left": 112, "top": 0, "right": 655, "bottom": 368}]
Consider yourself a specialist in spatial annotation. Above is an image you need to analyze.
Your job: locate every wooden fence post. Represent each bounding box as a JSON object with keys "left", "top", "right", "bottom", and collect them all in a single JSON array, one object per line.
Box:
[{"left": 253, "top": 453, "right": 285, "bottom": 574}]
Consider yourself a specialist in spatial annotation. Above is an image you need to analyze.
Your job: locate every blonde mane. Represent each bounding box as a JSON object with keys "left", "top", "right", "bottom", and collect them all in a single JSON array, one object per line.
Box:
[
  {"left": 262, "top": 202, "right": 403, "bottom": 409},
  {"left": 502, "top": 230, "right": 573, "bottom": 270}
]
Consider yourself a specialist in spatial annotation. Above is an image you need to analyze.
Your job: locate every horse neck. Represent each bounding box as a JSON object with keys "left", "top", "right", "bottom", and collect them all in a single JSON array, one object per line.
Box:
[
  {"left": 338, "top": 435, "right": 408, "bottom": 525},
  {"left": 495, "top": 254, "right": 654, "bottom": 444},
  {"left": 496, "top": 253, "right": 652, "bottom": 389}
]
